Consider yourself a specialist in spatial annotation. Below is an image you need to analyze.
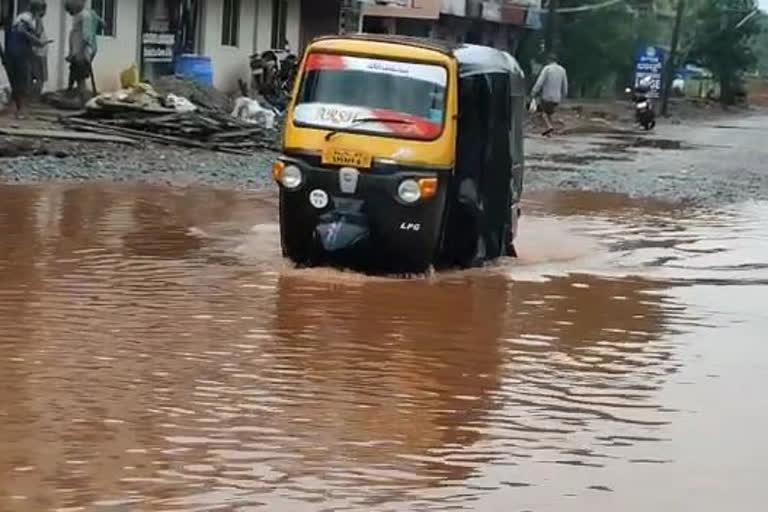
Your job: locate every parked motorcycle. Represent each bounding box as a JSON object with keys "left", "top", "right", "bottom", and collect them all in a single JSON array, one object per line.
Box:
[
  {"left": 626, "top": 77, "right": 656, "bottom": 131},
  {"left": 249, "top": 48, "right": 298, "bottom": 114}
]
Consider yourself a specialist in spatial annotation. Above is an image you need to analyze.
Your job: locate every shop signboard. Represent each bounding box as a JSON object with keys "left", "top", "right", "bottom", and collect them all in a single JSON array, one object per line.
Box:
[{"left": 634, "top": 44, "right": 666, "bottom": 98}]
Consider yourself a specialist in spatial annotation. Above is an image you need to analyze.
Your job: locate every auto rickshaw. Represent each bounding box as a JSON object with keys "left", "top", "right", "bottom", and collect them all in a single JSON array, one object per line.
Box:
[{"left": 273, "top": 34, "right": 526, "bottom": 272}]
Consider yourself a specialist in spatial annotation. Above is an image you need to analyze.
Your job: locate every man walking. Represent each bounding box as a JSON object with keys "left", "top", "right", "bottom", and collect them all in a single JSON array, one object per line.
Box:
[
  {"left": 531, "top": 53, "right": 568, "bottom": 136},
  {"left": 65, "top": 0, "right": 103, "bottom": 106}
]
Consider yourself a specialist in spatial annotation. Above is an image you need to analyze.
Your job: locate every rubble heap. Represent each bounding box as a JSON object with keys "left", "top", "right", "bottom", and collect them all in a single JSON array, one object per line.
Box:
[
  {"left": 153, "top": 75, "right": 234, "bottom": 113},
  {"left": 59, "top": 78, "right": 280, "bottom": 154}
]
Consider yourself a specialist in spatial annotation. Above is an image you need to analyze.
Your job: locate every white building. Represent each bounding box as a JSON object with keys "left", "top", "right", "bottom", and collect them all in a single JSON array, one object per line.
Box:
[
  {"left": 361, "top": 0, "right": 542, "bottom": 53},
  {"left": 1, "top": 0, "right": 540, "bottom": 97},
  {"left": 1, "top": 0, "right": 314, "bottom": 95}
]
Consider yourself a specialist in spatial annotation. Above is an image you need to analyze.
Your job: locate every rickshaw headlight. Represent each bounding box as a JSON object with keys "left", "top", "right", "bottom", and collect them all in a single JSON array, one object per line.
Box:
[
  {"left": 398, "top": 179, "right": 422, "bottom": 204},
  {"left": 281, "top": 165, "right": 303, "bottom": 189}
]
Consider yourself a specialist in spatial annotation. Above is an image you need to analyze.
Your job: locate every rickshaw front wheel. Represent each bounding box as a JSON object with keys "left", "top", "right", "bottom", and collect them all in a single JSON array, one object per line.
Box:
[{"left": 280, "top": 223, "right": 314, "bottom": 267}]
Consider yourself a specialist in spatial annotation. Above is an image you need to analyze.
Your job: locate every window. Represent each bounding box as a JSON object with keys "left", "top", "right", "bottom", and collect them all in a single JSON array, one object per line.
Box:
[
  {"left": 271, "top": 0, "right": 287, "bottom": 49},
  {"left": 294, "top": 54, "right": 448, "bottom": 141},
  {"left": 221, "top": 0, "right": 240, "bottom": 47},
  {"left": 92, "top": 0, "right": 116, "bottom": 37}
]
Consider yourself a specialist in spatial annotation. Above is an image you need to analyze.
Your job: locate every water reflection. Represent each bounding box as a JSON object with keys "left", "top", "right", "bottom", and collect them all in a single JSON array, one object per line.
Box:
[
  {"left": 0, "top": 184, "right": 765, "bottom": 511},
  {"left": 271, "top": 275, "right": 508, "bottom": 480}
]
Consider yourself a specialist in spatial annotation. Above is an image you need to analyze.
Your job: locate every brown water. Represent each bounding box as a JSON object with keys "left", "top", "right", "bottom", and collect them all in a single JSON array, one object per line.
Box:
[{"left": 1, "top": 184, "right": 767, "bottom": 512}]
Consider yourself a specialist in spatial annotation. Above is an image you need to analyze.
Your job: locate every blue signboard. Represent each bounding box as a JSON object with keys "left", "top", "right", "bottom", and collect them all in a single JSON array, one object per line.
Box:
[
  {"left": 634, "top": 45, "right": 666, "bottom": 98},
  {"left": 526, "top": 9, "right": 543, "bottom": 30}
]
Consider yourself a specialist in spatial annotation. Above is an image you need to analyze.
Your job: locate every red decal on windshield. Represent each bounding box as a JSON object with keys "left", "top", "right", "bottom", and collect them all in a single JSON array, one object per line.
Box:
[
  {"left": 305, "top": 53, "right": 346, "bottom": 71},
  {"left": 371, "top": 109, "right": 442, "bottom": 139}
]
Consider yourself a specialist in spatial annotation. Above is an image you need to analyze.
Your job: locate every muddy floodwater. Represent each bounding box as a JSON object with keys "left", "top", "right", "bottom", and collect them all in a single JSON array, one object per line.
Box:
[{"left": 1, "top": 184, "right": 767, "bottom": 511}]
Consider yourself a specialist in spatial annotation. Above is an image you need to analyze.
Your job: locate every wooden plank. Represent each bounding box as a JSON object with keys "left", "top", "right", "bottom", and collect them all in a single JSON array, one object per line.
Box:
[
  {"left": 107, "top": 113, "right": 184, "bottom": 126},
  {"left": 0, "top": 127, "right": 137, "bottom": 144},
  {"left": 89, "top": 100, "right": 178, "bottom": 114},
  {"left": 209, "top": 127, "right": 265, "bottom": 140},
  {"left": 61, "top": 115, "right": 277, "bottom": 154},
  {"left": 63, "top": 118, "right": 211, "bottom": 150}
]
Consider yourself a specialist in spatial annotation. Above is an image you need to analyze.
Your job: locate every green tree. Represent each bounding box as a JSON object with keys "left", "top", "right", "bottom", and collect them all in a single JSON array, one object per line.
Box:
[
  {"left": 750, "top": 12, "right": 768, "bottom": 76},
  {"left": 516, "top": 2, "right": 664, "bottom": 98},
  {"left": 687, "top": 0, "right": 761, "bottom": 104},
  {"left": 558, "top": 3, "right": 655, "bottom": 97}
]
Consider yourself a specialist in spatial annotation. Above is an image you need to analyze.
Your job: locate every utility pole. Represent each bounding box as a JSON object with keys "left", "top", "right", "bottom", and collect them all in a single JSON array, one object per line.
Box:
[
  {"left": 357, "top": 0, "right": 366, "bottom": 33},
  {"left": 545, "top": 0, "right": 559, "bottom": 53},
  {"left": 661, "top": 0, "right": 685, "bottom": 117}
]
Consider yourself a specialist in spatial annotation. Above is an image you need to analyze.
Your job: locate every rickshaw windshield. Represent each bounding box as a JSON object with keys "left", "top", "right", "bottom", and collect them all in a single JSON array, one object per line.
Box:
[{"left": 294, "top": 53, "right": 448, "bottom": 141}]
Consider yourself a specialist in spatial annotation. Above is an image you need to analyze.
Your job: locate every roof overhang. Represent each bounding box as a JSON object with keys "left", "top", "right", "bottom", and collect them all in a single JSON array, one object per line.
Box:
[{"left": 361, "top": 0, "right": 442, "bottom": 20}]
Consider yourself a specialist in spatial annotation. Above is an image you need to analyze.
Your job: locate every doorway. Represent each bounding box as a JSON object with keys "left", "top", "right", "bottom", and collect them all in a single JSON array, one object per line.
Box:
[
  {"left": 299, "top": 0, "right": 340, "bottom": 52},
  {"left": 140, "top": 0, "right": 201, "bottom": 83}
]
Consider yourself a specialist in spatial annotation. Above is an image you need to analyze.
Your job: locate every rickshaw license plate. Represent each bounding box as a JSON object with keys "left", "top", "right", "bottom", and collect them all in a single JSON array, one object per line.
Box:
[{"left": 322, "top": 148, "right": 372, "bottom": 168}]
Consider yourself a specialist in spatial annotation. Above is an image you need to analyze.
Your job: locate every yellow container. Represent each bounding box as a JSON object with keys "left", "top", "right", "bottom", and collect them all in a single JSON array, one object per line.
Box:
[{"left": 120, "top": 64, "right": 139, "bottom": 89}]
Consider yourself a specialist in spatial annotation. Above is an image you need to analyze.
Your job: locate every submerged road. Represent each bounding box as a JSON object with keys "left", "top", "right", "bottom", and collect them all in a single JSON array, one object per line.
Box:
[{"left": 1, "top": 113, "right": 767, "bottom": 511}]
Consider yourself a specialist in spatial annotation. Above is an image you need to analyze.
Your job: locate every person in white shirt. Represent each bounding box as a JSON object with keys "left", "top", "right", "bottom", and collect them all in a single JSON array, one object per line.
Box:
[{"left": 531, "top": 53, "right": 568, "bottom": 136}]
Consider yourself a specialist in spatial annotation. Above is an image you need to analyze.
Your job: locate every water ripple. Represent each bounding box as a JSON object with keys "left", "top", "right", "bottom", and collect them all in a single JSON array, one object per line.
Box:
[{"left": 1, "top": 186, "right": 767, "bottom": 510}]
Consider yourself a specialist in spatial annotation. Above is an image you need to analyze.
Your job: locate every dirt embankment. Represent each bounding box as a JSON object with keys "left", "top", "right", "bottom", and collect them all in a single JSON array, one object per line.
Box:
[{"left": 527, "top": 97, "right": 754, "bottom": 136}]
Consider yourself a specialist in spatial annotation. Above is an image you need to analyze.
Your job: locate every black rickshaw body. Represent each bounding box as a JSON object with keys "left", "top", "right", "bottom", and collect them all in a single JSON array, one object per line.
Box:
[{"left": 274, "top": 35, "right": 525, "bottom": 272}]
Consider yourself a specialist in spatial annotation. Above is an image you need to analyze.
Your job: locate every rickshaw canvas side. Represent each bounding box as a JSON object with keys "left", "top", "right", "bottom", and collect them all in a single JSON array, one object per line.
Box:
[
  {"left": 437, "top": 46, "right": 526, "bottom": 268},
  {"left": 274, "top": 35, "right": 525, "bottom": 273}
]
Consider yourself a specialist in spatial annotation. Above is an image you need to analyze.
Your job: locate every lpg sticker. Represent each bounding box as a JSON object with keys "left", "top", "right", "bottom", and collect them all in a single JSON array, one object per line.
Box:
[
  {"left": 400, "top": 222, "right": 421, "bottom": 232},
  {"left": 309, "top": 189, "right": 329, "bottom": 209}
]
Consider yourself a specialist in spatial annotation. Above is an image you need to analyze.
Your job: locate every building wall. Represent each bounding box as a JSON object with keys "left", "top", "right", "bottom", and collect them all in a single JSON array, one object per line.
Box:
[
  {"left": 363, "top": 0, "right": 440, "bottom": 19},
  {"left": 254, "top": 0, "right": 273, "bottom": 52},
  {"left": 431, "top": 15, "right": 471, "bottom": 44},
  {"left": 200, "top": 0, "right": 300, "bottom": 92},
  {"left": 202, "top": 0, "right": 258, "bottom": 93},
  {"left": 285, "top": 0, "right": 300, "bottom": 51},
  {"left": 299, "top": 0, "right": 339, "bottom": 51},
  {"left": 91, "top": 0, "right": 141, "bottom": 92},
  {"left": 46, "top": 0, "right": 68, "bottom": 90},
  {"left": 0, "top": 35, "right": 6, "bottom": 88},
  {"left": 54, "top": 1, "right": 73, "bottom": 90},
  {"left": 1, "top": 0, "right": 138, "bottom": 92},
  {"left": 1, "top": 0, "right": 306, "bottom": 97},
  {"left": 0, "top": 0, "right": 67, "bottom": 92}
]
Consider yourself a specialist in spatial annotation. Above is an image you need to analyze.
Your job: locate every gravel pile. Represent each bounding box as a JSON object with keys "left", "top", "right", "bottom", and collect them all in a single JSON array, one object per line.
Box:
[{"left": 1, "top": 137, "right": 277, "bottom": 189}]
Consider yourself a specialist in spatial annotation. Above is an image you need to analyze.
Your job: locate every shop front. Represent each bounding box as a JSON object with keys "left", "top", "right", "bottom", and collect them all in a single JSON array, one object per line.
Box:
[{"left": 141, "top": 0, "right": 201, "bottom": 82}]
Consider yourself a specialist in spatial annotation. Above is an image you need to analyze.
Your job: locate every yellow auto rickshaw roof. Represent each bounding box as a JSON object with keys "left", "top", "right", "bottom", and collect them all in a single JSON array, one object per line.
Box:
[{"left": 306, "top": 35, "right": 457, "bottom": 65}]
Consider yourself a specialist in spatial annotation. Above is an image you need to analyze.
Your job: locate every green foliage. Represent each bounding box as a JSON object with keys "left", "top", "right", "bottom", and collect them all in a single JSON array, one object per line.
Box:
[
  {"left": 516, "top": 3, "right": 664, "bottom": 98},
  {"left": 515, "top": 0, "right": 762, "bottom": 101},
  {"left": 515, "top": 29, "right": 543, "bottom": 89},
  {"left": 557, "top": 5, "right": 650, "bottom": 97},
  {"left": 750, "top": 12, "right": 768, "bottom": 76},
  {"left": 687, "top": 0, "right": 761, "bottom": 103}
]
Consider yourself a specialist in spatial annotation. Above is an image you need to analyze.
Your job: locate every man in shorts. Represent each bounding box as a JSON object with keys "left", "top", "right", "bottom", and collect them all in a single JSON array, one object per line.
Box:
[
  {"left": 531, "top": 53, "right": 568, "bottom": 136},
  {"left": 65, "top": 0, "right": 102, "bottom": 106}
]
